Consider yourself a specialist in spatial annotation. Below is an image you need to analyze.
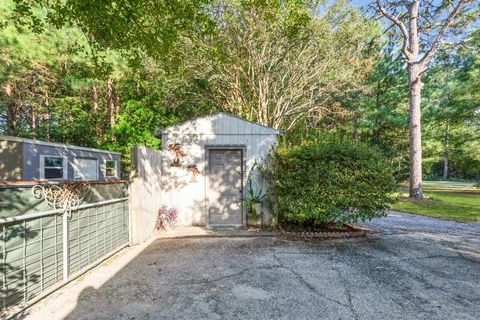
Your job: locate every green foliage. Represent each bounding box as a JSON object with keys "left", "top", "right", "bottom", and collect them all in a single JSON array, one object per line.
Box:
[
  {"left": 41, "top": 98, "right": 98, "bottom": 146},
  {"left": 11, "top": 0, "right": 214, "bottom": 67},
  {"left": 1, "top": 1, "right": 217, "bottom": 173},
  {"left": 244, "top": 179, "right": 266, "bottom": 221},
  {"left": 247, "top": 180, "right": 266, "bottom": 204},
  {"left": 181, "top": 0, "right": 379, "bottom": 130},
  {"left": 421, "top": 42, "right": 480, "bottom": 180},
  {"left": 264, "top": 137, "right": 398, "bottom": 225},
  {"left": 1, "top": 0, "right": 478, "bottom": 184},
  {"left": 100, "top": 100, "right": 169, "bottom": 170},
  {"left": 243, "top": 161, "right": 267, "bottom": 220}
]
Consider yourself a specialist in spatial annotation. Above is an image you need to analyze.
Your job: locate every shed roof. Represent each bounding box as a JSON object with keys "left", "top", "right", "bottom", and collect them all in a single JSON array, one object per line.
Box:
[
  {"left": 157, "top": 112, "right": 281, "bottom": 136},
  {"left": 0, "top": 135, "right": 122, "bottom": 155}
]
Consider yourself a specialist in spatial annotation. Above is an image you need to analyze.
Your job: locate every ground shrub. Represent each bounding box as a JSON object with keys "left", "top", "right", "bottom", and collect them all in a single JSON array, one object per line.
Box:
[
  {"left": 263, "top": 138, "right": 398, "bottom": 227},
  {"left": 156, "top": 206, "right": 178, "bottom": 230}
]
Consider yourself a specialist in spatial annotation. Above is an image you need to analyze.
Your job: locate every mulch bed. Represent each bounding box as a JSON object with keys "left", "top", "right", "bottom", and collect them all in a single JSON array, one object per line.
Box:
[{"left": 279, "top": 223, "right": 373, "bottom": 240}]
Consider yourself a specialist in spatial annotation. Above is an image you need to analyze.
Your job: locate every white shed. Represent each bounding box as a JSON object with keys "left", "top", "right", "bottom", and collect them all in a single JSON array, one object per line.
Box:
[{"left": 159, "top": 112, "right": 280, "bottom": 227}]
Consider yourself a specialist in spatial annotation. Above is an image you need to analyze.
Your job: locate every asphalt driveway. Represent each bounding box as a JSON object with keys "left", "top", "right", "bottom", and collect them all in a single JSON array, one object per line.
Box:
[{"left": 24, "top": 212, "right": 480, "bottom": 320}]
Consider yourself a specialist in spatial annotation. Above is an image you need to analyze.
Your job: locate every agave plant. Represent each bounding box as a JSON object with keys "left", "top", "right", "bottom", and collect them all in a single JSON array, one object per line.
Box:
[{"left": 243, "top": 161, "right": 266, "bottom": 221}]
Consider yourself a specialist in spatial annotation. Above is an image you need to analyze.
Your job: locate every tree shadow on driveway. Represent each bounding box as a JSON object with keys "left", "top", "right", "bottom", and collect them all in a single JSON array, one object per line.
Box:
[{"left": 23, "top": 227, "right": 480, "bottom": 320}]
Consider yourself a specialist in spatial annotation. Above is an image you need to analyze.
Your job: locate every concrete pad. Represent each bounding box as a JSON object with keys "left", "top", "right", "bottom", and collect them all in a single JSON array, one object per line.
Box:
[{"left": 22, "top": 213, "right": 480, "bottom": 320}]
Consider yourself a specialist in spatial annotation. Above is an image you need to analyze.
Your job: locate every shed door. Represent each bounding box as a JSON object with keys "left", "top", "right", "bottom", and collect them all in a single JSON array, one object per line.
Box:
[
  {"left": 207, "top": 149, "right": 243, "bottom": 226},
  {"left": 73, "top": 158, "right": 98, "bottom": 181}
]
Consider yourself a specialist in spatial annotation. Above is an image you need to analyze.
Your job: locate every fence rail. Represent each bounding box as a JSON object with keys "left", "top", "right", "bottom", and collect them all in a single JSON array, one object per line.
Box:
[{"left": 0, "top": 182, "right": 129, "bottom": 316}]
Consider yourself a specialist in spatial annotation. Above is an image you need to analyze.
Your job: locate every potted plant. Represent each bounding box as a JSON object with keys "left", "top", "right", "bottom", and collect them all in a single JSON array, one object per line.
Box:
[{"left": 244, "top": 178, "right": 266, "bottom": 227}]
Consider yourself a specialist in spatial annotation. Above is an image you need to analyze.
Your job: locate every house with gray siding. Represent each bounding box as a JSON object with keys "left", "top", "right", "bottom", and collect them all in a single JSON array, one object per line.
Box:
[{"left": 0, "top": 136, "right": 121, "bottom": 181}]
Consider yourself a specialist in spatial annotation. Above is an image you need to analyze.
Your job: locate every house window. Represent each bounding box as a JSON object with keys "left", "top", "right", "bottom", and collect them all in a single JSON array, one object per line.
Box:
[
  {"left": 40, "top": 155, "right": 67, "bottom": 180},
  {"left": 73, "top": 158, "right": 99, "bottom": 181},
  {"left": 105, "top": 160, "right": 117, "bottom": 177}
]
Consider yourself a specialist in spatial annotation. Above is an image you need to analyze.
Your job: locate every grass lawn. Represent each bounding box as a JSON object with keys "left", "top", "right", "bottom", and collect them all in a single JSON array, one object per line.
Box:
[{"left": 392, "top": 181, "right": 480, "bottom": 223}]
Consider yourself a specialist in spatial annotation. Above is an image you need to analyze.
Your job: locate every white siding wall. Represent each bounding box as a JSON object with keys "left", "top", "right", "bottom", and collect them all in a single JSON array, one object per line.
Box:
[{"left": 161, "top": 113, "right": 278, "bottom": 226}]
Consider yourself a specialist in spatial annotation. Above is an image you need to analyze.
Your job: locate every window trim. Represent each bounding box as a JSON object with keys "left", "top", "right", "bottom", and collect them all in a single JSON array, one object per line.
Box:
[
  {"left": 39, "top": 155, "right": 68, "bottom": 180},
  {"left": 105, "top": 159, "right": 118, "bottom": 178}
]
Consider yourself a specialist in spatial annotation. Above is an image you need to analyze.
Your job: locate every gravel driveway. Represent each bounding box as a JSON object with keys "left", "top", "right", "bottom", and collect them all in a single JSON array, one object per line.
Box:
[{"left": 24, "top": 212, "right": 480, "bottom": 320}]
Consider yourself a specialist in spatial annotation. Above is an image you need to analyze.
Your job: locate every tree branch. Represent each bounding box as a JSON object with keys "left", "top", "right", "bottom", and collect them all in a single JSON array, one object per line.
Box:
[
  {"left": 419, "top": 0, "right": 470, "bottom": 71},
  {"left": 376, "top": 0, "right": 412, "bottom": 61}
]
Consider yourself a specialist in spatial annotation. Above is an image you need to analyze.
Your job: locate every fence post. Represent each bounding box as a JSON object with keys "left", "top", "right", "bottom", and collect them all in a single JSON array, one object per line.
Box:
[{"left": 62, "top": 212, "right": 69, "bottom": 282}]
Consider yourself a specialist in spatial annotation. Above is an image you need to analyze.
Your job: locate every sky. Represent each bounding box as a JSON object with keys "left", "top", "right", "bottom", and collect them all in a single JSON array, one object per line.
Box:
[{"left": 351, "top": 0, "right": 372, "bottom": 7}]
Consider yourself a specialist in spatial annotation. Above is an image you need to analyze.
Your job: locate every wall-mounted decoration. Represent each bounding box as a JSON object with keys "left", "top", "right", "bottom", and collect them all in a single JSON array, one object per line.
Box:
[
  {"left": 187, "top": 164, "right": 200, "bottom": 182},
  {"left": 167, "top": 143, "right": 185, "bottom": 167},
  {"left": 32, "top": 182, "right": 91, "bottom": 218}
]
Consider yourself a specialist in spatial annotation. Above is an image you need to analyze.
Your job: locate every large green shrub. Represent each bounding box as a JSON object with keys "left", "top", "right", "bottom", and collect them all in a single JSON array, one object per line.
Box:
[{"left": 263, "top": 138, "right": 398, "bottom": 226}]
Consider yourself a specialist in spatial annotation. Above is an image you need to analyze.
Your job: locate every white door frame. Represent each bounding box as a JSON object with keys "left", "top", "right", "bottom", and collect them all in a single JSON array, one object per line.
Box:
[{"left": 204, "top": 145, "right": 246, "bottom": 228}]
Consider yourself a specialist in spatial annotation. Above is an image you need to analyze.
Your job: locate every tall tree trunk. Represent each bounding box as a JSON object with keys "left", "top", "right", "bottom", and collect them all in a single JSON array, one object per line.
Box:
[
  {"left": 92, "top": 84, "right": 101, "bottom": 136},
  {"left": 376, "top": 0, "right": 468, "bottom": 198},
  {"left": 44, "top": 89, "right": 51, "bottom": 140},
  {"left": 107, "top": 78, "right": 115, "bottom": 129},
  {"left": 31, "top": 105, "right": 37, "bottom": 132},
  {"left": 373, "top": 80, "right": 381, "bottom": 145},
  {"left": 6, "top": 102, "right": 19, "bottom": 135},
  {"left": 3, "top": 83, "right": 18, "bottom": 136},
  {"left": 407, "top": 63, "right": 423, "bottom": 199},
  {"left": 351, "top": 113, "right": 358, "bottom": 140},
  {"left": 407, "top": 1, "right": 423, "bottom": 199},
  {"left": 443, "top": 120, "right": 449, "bottom": 180},
  {"left": 92, "top": 85, "right": 98, "bottom": 113},
  {"left": 115, "top": 94, "right": 120, "bottom": 120}
]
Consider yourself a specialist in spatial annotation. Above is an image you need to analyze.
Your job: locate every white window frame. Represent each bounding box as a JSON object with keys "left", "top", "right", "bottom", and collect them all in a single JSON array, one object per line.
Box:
[
  {"left": 105, "top": 159, "right": 118, "bottom": 178},
  {"left": 39, "top": 155, "right": 68, "bottom": 180}
]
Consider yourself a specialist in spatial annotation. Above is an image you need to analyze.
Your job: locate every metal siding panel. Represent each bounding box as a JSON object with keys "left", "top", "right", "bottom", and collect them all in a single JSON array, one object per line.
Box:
[
  {"left": 244, "top": 120, "right": 253, "bottom": 135},
  {"left": 212, "top": 114, "right": 221, "bottom": 134},
  {"left": 249, "top": 123, "right": 256, "bottom": 135},
  {"left": 222, "top": 135, "right": 230, "bottom": 145},
  {"left": 226, "top": 115, "right": 238, "bottom": 135},
  {"left": 258, "top": 134, "right": 269, "bottom": 157},
  {"left": 233, "top": 118, "right": 240, "bottom": 135},
  {"left": 211, "top": 133, "right": 222, "bottom": 145},
  {"left": 262, "top": 125, "right": 271, "bottom": 135},
  {"left": 219, "top": 134, "right": 226, "bottom": 145},
  {"left": 222, "top": 114, "right": 227, "bottom": 134},
  {"left": 239, "top": 121, "right": 246, "bottom": 135},
  {"left": 255, "top": 134, "right": 262, "bottom": 161},
  {"left": 252, "top": 134, "right": 261, "bottom": 191},
  {"left": 229, "top": 135, "right": 241, "bottom": 145},
  {"left": 219, "top": 114, "right": 226, "bottom": 135},
  {"left": 244, "top": 135, "right": 253, "bottom": 166}
]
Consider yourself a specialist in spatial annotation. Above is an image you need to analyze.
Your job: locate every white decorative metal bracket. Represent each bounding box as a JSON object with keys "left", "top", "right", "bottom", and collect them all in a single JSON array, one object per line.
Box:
[{"left": 32, "top": 183, "right": 91, "bottom": 218}]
